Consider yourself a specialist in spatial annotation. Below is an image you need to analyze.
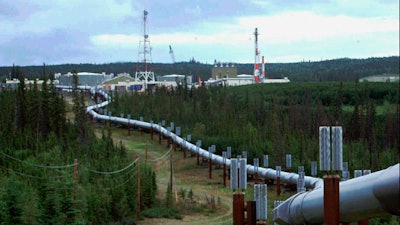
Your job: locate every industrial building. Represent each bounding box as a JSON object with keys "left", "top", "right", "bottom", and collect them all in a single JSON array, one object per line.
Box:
[
  {"left": 211, "top": 63, "right": 238, "bottom": 79},
  {"left": 56, "top": 72, "right": 113, "bottom": 87}
]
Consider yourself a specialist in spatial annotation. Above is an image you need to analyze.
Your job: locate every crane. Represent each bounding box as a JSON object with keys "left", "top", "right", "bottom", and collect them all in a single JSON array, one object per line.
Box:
[{"left": 169, "top": 45, "right": 176, "bottom": 64}]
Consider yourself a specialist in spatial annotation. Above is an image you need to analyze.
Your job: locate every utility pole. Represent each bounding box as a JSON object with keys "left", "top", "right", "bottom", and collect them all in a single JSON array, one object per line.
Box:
[
  {"left": 137, "top": 157, "right": 141, "bottom": 217},
  {"left": 73, "top": 159, "right": 78, "bottom": 201}
]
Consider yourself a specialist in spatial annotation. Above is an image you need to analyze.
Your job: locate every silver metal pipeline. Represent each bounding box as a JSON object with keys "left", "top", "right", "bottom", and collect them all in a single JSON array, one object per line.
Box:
[
  {"left": 85, "top": 87, "right": 399, "bottom": 223},
  {"left": 273, "top": 163, "right": 400, "bottom": 224},
  {"left": 85, "top": 87, "right": 323, "bottom": 189}
]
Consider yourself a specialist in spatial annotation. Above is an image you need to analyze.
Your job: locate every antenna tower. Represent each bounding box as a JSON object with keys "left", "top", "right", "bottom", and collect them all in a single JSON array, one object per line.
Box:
[{"left": 135, "top": 10, "right": 155, "bottom": 82}]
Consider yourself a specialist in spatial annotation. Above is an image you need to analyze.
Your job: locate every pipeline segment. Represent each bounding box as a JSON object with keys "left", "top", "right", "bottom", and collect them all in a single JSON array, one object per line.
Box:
[
  {"left": 85, "top": 88, "right": 323, "bottom": 189},
  {"left": 83, "top": 87, "right": 399, "bottom": 224},
  {"left": 273, "top": 164, "right": 399, "bottom": 224}
]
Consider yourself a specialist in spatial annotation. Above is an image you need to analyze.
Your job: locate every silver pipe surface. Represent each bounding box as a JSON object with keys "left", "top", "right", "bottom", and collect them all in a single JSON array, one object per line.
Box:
[
  {"left": 85, "top": 87, "right": 324, "bottom": 189},
  {"left": 86, "top": 87, "right": 399, "bottom": 223},
  {"left": 273, "top": 164, "right": 400, "bottom": 224}
]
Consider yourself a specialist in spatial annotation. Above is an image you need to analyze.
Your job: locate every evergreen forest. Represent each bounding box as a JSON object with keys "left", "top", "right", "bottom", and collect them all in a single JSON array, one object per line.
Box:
[
  {"left": 0, "top": 70, "right": 157, "bottom": 225},
  {"left": 1, "top": 56, "right": 399, "bottom": 82},
  {"left": 108, "top": 81, "right": 399, "bottom": 175}
]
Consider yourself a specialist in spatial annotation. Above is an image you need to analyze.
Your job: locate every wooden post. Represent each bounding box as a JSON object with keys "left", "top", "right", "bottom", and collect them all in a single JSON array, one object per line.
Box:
[
  {"left": 128, "top": 123, "right": 131, "bottom": 136},
  {"left": 137, "top": 157, "right": 141, "bottom": 217},
  {"left": 323, "top": 175, "right": 340, "bottom": 225},
  {"left": 247, "top": 201, "right": 256, "bottom": 225},
  {"left": 208, "top": 158, "right": 212, "bottom": 179},
  {"left": 151, "top": 127, "right": 154, "bottom": 140},
  {"left": 73, "top": 159, "right": 78, "bottom": 201},
  {"left": 196, "top": 153, "right": 200, "bottom": 165},
  {"left": 183, "top": 147, "right": 187, "bottom": 158},
  {"left": 233, "top": 193, "right": 245, "bottom": 225}
]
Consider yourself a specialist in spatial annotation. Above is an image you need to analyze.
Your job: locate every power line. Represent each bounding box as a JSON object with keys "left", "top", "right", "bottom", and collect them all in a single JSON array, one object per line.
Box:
[
  {"left": 0, "top": 151, "right": 76, "bottom": 169},
  {"left": 147, "top": 147, "right": 172, "bottom": 162},
  {"left": 0, "top": 164, "right": 69, "bottom": 179},
  {"left": 85, "top": 158, "right": 139, "bottom": 175}
]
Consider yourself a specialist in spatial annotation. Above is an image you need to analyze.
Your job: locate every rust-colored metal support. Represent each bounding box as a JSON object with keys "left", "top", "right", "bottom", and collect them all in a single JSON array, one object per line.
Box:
[
  {"left": 158, "top": 130, "right": 162, "bottom": 144},
  {"left": 208, "top": 158, "right": 212, "bottom": 179},
  {"left": 137, "top": 157, "right": 141, "bottom": 217},
  {"left": 358, "top": 220, "right": 369, "bottom": 225},
  {"left": 276, "top": 177, "right": 281, "bottom": 197},
  {"left": 323, "top": 175, "right": 340, "bottom": 225},
  {"left": 196, "top": 153, "right": 200, "bottom": 165},
  {"left": 233, "top": 193, "right": 245, "bottom": 225},
  {"left": 223, "top": 164, "right": 227, "bottom": 187},
  {"left": 183, "top": 147, "right": 187, "bottom": 158},
  {"left": 247, "top": 201, "right": 256, "bottom": 225},
  {"left": 73, "top": 159, "right": 78, "bottom": 201},
  {"left": 167, "top": 137, "right": 171, "bottom": 147}
]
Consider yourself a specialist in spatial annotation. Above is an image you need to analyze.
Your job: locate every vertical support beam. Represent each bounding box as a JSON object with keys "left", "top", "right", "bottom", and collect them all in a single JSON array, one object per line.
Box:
[
  {"left": 223, "top": 164, "right": 227, "bottom": 187},
  {"left": 247, "top": 201, "right": 256, "bottom": 225},
  {"left": 73, "top": 159, "right": 78, "bottom": 201},
  {"left": 323, "top": 175, "right": 340, "bottom": 225},
  {"left": 167, "top": 136, "right": 171, "bottom": 148},
  {"left": 158, "top": 127, "right": 162, "bottom": 144},
  {"left": 170, "top": 150, "right": 173, "bottom": 199},
  {"left": 208, "top": 158, "right": 212, "bottom": 179},
  {"left": 127, "top": 115, "right": 131, "bottom": 136},
  {"left": 150, "top": 127, "right": 154, "bottom": 140},
  {"left": 276, "top": 177, "right": 281, "bottom": 197},
  {"left": 233, "top": 192, "right": 245, "bottom": 225},
  {"left": 137, "top": 157, "right": 141, "bottom": 217},
  {"left": 196, "top": 153, "right": 200, "bottom": 165},
  {"left": 145, "top": 141, "right": 148, "bottom": 164}
]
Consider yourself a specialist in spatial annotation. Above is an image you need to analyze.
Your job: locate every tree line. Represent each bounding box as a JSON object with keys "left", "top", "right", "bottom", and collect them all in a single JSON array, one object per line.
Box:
[
  {"left": 1, "top": 56, "right": 398, "bottom": 82},
  {"left": 0, "top": 69, "right": 157, "bottom": 224},
  {"left": 109, "top": 81, "right": 399, "bottom": 175}
]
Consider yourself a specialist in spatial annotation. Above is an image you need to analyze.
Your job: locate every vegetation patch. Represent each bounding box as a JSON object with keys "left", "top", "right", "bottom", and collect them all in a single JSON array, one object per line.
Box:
[{"left": 141, "top": 207, "right": 182, "bottom": 219}]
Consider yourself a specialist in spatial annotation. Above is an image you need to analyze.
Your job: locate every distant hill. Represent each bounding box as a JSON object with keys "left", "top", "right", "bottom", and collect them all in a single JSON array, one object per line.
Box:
[{"left": 1, "top": 56, "right": 399, "bottom": 82}]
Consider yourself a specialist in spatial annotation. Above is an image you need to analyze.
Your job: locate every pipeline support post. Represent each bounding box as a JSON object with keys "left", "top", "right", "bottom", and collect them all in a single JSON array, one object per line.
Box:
[
  {"left": 158, "top": 129, "right": 162, "bottom": 144},
  {"left": 247, "top": 200, "right": 256, "bottom": 225},
  {"left": 233, "top": 192, "right": 245, "bottom": 225},
  {"left": 277, "top": 178, "right": 281, "bottom": 196},
  {"left": 358, "top": 220, "right": 369, "bottom": 225},
  {"left": 323, "top": 174, "right": 340, "bottom": 225},
  {"left": 208, "top": 158, "right": 212, "bottom": 179},
  {"left": 223, "top": 164, "right": 227, "bottom": 187}
]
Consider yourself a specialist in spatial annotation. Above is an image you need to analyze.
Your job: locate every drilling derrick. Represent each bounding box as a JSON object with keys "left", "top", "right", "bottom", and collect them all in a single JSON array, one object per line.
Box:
[{"left": 135, "top": 10, "right": 155, "bottom": 83}]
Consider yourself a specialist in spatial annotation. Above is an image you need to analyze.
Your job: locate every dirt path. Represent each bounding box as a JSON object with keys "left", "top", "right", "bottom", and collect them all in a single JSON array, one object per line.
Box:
[{"left": 93, "top": 126, "right": 233, "bottom": 225}]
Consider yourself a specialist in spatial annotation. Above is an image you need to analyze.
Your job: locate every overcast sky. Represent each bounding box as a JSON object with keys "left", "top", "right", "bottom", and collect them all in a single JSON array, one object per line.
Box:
[{"left": 0, "top": 0, "right": 398, "bottom": 66}]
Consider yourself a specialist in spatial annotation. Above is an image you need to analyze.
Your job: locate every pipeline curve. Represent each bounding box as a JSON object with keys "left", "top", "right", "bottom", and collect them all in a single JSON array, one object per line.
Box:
[{"left": 82, "top": 87, "right": 399, "bottom": 225}]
